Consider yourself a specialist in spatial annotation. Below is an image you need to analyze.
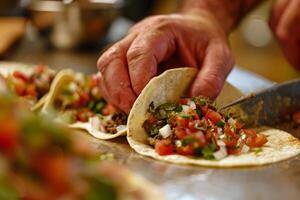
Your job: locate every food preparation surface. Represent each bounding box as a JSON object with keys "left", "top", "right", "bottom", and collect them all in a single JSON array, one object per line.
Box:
[{"left": 8, "top": 38, "right": 300, "bottom": 200}]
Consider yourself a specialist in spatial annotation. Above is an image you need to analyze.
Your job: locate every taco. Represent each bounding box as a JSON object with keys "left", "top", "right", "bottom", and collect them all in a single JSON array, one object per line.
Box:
[
  {"left": 42, "top": 69, "right": 127, "bottom": 140},
  {"left": 0, "top": 62, "right": 56, "bottom": 111},
  {"left": 127, "top": 68, "right": 300, "bottom": 167},
  {"left": 0, "top": 91, "right": 164, "bottom": 200}
]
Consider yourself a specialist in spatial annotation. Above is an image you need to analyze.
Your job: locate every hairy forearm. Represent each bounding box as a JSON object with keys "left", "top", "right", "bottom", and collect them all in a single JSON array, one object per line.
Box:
[{"left": 180, "top": 0, "right": 263, "bottom": 33}]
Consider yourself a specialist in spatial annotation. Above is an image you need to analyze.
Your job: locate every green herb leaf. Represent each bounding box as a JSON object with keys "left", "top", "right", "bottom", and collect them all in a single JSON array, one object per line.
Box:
[{"left": 216, "top": 120, "right": 225, "bottom": 128}]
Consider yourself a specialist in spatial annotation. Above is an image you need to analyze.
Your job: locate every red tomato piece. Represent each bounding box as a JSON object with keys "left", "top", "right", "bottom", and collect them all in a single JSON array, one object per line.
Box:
[
  {"left": 224, "top": 125, "right": 237, "bottom": 138},
  {"left": 13, "top": 71, "right": 29, "bottom": 82},
  {"left": 193, "top": 131, "right": 207, "bottom": 147},
  {"left": 188, "top": 120, "right": 198, "bottom": 132},
  {"left": 201, "top": 104, "right": 208, "bottom": 115},
  {"left": 25, "top": 84, "right": 38, "bottom": 97},
  {"left": 155, "top": 139, "right": 174, "bottom": 155},
  {"left": 235, "top": 120, "right": 244, "bottom": 130},
  {"left": 178, "top": 98, "right": 189, "bottom": 105},
  {"left": 89, "top": 74, "right": 98, "bottom": 88},
  {"left": 78, "top": 91, "right": 90, "bottom": 106},
  {"left": 76, "top": 109, "right": 93, "bottom": 122},
  {"left": 175, "top": 116, "right": 189, "bottom": 128},
  {"left": 253, "top": 134, "right": 268, "bottom": 147},
  {"left": 101, "top": 104, "right": 117, "bottom": 116},
  {"left": 13, "top": 78, "right": 26, "bottom": 96},
  {"left": 223, "top": 136, "right": 238, "bottom": 147},
  {"left": 35, "top": 64, "right": 46, "bottom": 74},
  {"left": 0, "top": 118, "right": 19, "bottom": 153},
  {"left": 176, "top": 144, "right": 194, "bottom": 156},
  {"left": 227, "top": 147, "right": 242, "bottom": 155},
  {"left": 174, "top": 127, "right": 187, "bottom": 140},
  {"left": 205, "top": 109, "right": 222, "bottom": 124},
  {"left": 242, "top": 129, "right": 257, "bottom": 137}
]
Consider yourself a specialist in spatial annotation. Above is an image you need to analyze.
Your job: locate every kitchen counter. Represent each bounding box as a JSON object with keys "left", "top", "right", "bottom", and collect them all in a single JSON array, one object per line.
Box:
[{"left": 6, "top": 37, "right": 300, "bottom": 200}]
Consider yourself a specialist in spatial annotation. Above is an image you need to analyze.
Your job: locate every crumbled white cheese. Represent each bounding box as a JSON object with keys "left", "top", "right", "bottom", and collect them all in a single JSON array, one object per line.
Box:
[
  {"left": 217, "top": 128, "right": 223, "bottom": 135},
  {"left": 182, "top": 105, "right": 190, "bottom": 113},
  {"left": 116, "top": 125, "right": 127, "bottom": 132},
  {"left": 241, "top": 144, "right": 250, "bottom": 153}
]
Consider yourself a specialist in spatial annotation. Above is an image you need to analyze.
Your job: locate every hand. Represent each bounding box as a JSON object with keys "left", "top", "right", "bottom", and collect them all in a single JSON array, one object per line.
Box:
[
  {"left": 269, "top": 0, "right": 300, "bottom": 69},
  {"left": 97, "top": 11, "right": 234, "bottom": 113}
]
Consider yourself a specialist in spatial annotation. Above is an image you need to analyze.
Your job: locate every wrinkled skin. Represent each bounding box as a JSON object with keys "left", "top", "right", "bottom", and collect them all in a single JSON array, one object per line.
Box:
[
  {"left": 269, "top": 0, "right": 300, "bottom": 69},
  {"left": 97, "top": 12, "right": 234, "bottom": 113},
  {"left": 97, "top": 0, "right": 300, "bottom": 114}
]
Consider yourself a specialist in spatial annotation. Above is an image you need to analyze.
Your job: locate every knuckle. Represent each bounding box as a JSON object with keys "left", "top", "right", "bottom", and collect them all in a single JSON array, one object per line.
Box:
[{"left": 97, "top": 44, "right": 124, "bottom": 74}]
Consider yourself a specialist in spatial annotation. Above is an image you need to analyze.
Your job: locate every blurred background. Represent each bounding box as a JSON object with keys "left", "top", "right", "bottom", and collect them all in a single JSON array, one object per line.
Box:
[{"left": 0, "top": 0, "right": 299, "bottom": 82}]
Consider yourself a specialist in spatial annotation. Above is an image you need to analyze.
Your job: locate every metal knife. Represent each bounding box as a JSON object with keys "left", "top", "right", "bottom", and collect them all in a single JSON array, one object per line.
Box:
[{"left": 220, "top": 78, "right": 300, "bottom": 138}]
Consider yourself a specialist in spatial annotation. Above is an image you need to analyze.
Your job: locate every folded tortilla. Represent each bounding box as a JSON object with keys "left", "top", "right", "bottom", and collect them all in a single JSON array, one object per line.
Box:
[
  {"left": 42, "top": 69, "right": 127, "bottom": 140},
  {"left": 127, "top": 68, "right": 300, "bottom": 167},
  {"left": 0, "top": 61, "right": 55, "bottom": 111}
]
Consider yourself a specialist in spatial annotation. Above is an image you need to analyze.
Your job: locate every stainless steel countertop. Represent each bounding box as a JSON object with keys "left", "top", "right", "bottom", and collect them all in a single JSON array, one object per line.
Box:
[{"left": 7, "top": 37, "right": 300, "bottom": 200}]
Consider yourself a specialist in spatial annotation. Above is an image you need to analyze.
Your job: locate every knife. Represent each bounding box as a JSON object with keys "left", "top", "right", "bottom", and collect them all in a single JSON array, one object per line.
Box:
[{"left": 220, "top": 78, "right": 300, "bottom": 138}]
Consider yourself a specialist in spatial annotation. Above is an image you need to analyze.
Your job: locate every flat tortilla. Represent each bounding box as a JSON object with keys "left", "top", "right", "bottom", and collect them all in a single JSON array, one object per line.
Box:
[
  {"left": 42, "top": 69, "right": 127, "bottom": 140},
  {"left": 0, "top": 61, "right": 54, "bottom": 111},
  {"left": 127, "top": 68, "right": 300, "bottom": 167}
]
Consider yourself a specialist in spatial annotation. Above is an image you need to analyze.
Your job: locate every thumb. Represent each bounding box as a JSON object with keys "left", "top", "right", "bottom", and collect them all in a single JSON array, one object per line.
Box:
[{"left": 189, "top": 41, "right": 234, "bottom": 99}]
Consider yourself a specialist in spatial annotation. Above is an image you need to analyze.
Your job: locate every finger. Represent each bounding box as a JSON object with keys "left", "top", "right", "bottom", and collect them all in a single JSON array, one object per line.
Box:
[
  {"left": 126, "top": 29, "right": 177, "bottom": 95},
  {"left": 276, "top": 0, "right": 300, "bottom": 39},
  {"left": 189, "top": 40, "right": 234, "bottom": 99},
  {"left": 269, "top": 0, "right": 289, "bottom": 31},
  {"left": 97, "top": 34, "right": 137, "bottom": 113}
]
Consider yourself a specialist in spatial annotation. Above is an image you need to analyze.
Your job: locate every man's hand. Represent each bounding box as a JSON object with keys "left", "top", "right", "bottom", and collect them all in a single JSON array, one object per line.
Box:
[
  {"left": 269, "top": 0, "right": 300, "bottom": 69},
  {"left": 97, "top": 12, "right": 234, "bottom": 113}
]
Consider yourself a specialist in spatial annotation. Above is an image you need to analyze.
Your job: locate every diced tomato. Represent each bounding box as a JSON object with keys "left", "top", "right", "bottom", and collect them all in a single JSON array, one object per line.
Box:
[
  {"left": 89, "top": 74, "right": 98, "bottom": 88},
  {"left": 242, "top": 129, "right": 257, "bottom": 137},
  {"left": 193, "top": 131, "right": 207, "bottom": 146},
  {"left": 178, "top": 98, "right": 189, "bottom": 105},
  {"left": 13, "top": 78, "right": 26, "bottom": 96},
  {"left": 175, "top": 116, "right": 189, "bottom": 128},
  {"left": 205, "top": 109, "right": 222, "bottom": 124},
  {"left": 253, "top": 134, "right": 268, "bottom": 147},
  {"left": 25, "top": 84, "right": 38, "bottom": 97},
  {"left": 0, "top": 118, "right": 19, "bottom": 153},
  {"left": 147, "top": 115, "right": 158, "bottom": 124},
  {"left": 201, "top": 104, "right": 208, "bottom": 115},
  {"left": 190, "top": 110, "right": 200, "bottom": 120},
  {"left": 101, "top": 104, "right": 117, "bottom": 116},
  {"left": 176, "top": 144, "right": 194, "bottom": 156},
  {"left": 13, "top": 71, "right": 29, "bottom": 82},
  {"left": 235, "top": 120, "right": 244, "bottom": 130},
  {"left": 76, "top": 109, "right": 93, "bottom": 122},
  {"left": 293, "top": 111, "right": 300, "bottom": 124},
  {"left": 223, "top": 136, "right": 238, "bottom": 147},
  {"left": 35, "top": 64, "right": 46, "bottom": 74},
  {"left": 174, "top": 127, "right": 187, "bottom": 139},
  {"left": 188, "top": 120, "right": 198, "bottom": 132},
  {"left": 224, "top": 125, "right": 239, "bottom": 138},
  {"left": 155, "top": 139, "right": 174, "bottom": 155},
  {"left": 78, "top": 91, "right": 90, "bottom": 106},
  {"left": 227, "top": 147, "right": 242, "bottom": 155}
]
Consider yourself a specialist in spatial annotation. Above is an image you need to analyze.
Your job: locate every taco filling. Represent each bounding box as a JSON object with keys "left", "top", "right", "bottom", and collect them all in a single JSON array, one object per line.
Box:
[
  {"left": 53, "top": 73, "right": 127, "bottom": 134},
  {"left": 143, "top": 96, "right": 268, "bottom": 159},
  {"left": 5, "top": 64, "right": 55, "bottom": 101}
]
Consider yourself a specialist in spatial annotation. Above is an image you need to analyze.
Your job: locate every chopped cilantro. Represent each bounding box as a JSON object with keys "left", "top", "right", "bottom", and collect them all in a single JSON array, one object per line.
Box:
[
  {"left": 181, "top": 136, "right": 197, "bottom": 146},
  {"left": 216, "top": 120, "right": 225, "bottom": 128},
  {"left": 201, "top": 143, "right": 217, "bottom": 160}
]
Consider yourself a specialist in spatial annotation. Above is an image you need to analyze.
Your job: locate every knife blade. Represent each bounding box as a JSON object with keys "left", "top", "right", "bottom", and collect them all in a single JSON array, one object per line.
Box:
[{"left": 220, "top": 78, "right": 300, "bottom": 138}]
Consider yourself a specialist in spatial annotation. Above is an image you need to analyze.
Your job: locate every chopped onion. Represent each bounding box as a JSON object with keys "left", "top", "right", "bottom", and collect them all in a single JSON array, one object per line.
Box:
[
  {"left": 213, "top": 146, "right": 227, "bottom": 160},
  {"left": 216, "top": 140, "right": 226, "bottom": 146},
  {"left": 228, "top": 118, "right": 236, "bottom": 126},
  {"left": 217, "top": 128, "right": 223, "bottom": 135},
  {"left": 159, "top": 124, "right": 172, "bottom": 138},
  {"left": 188, "top": 100, "right": 196, "bottom": 109},
  {"left": 67, "top": 82, "right": 77, "bottom": 92},
  {"left": 182, "top": 105, "right": 190, "bottom": 113},
  {"left": 116, "top": 125, "right": 127, "bottom": 132},
  {"left": 241, "top": 144, "right": 250, "bottom": 153}
]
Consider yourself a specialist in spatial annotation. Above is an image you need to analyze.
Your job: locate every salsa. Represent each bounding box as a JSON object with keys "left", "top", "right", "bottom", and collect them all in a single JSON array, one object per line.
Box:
[
  {"left": 6, "top": 64, "right": 55, "bottom": 100},
  {"left": 143, "top": 96, "right": 268, "bottom": 159},
  {"left": 54, "top": 73, "right": 127, "bottom": 134},
  {"left": 0, "top": 93, "right": 118, "bottom": 200}
]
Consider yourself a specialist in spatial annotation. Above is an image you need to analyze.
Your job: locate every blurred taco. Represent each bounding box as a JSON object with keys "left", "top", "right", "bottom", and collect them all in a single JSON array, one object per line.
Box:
[
  {"left": 0, "top": 90, "right": 164, "bottom": 200},
  {"left": 0, "top": 62, "right": 56, "bottom": 111},
  {"left": 127, "top": 68, "right": 300, "bottom": 167},
  {"left": 42, "top": 69, "right": 127, "bottom": 140}
]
